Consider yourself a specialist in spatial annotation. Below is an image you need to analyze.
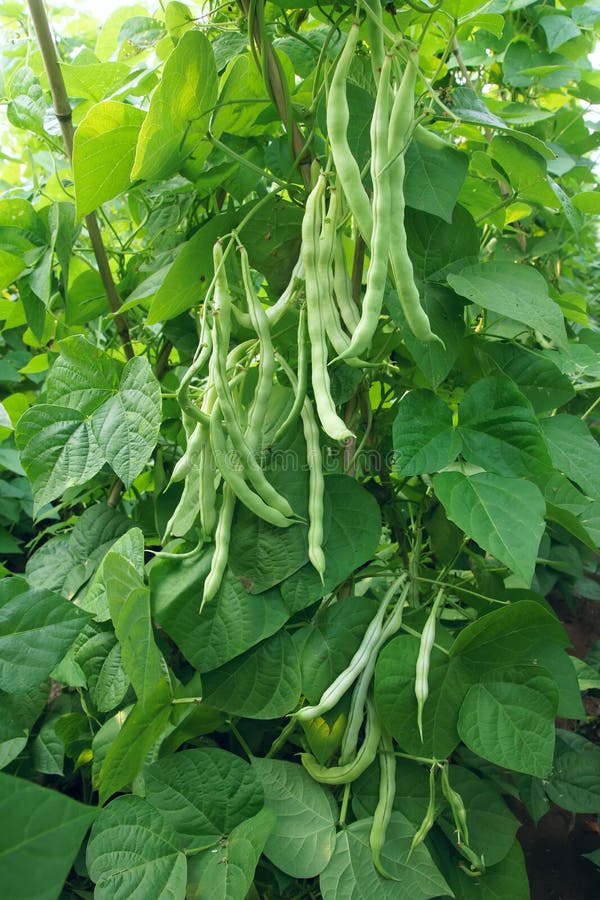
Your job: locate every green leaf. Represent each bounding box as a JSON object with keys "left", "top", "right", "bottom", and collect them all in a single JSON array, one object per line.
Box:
[
  {"left": 571, "top": 191, "right": 600, "bottom": 214},
  {"left": 393, "top": 390, "right": 460, "bottom": 476},
  {"left": 0, "top": 578, "right": 90, "bottom": 692},
  {"left": 541, "top": 415, "right": 600, "bottom": 501},
  {"left": 211, "top": 53, "right": 271, "bottom": 137},
  {"left": 0, "top": 682, "right": 48, "bottom": 770},
  {"left": 0, "top": 248, "right": 26, "bottom": 290},
  {"left": 279, "top": 475, "right": 381, "bottom": 613},
  {"left": 16, "top": 405, "right": 106, "bottom": 513},
  {"left": 374, "top": 634, "right": 467, "bottom": 758},
  {"left": 75, "top": 632, "right": 129, "bottom": 713},
  {"left": 73, "top": 101, "right": 145, "bottom": 218},
  {"left": 438, "top": 766, "right": 519, "bottom": 867},
  {"left": 489, "top": 134, "right": 557, "bottom": 206},
  {"left": 16, "top": 338, "right": 162, "bottom": 507},
  {"left": 545, "top": 738, "right": 600, "bottom": 813},
  {"left": 406, "top": 205, "right": 480, "bottom": 280},
  {"left": 252, "top": 757, "right": 337, "bottom": 878},
  {"left": 132, "top": 30, "right": 217, "bottom": 182},
  {"left": 457, "top": 665, "right": 557, "bottom": 777},
  {"left": 448, "top": 262, "right": 567, "bottom": 348},
  {"left": 96, "top": 685, "right": 172, "bottom": 805},
  {"left": 395, "top": 283, "right": 467, "bottom": 388},
  {"left": 151, "top": 559, "right": 290, "bottom": 672},
  {"left": 105, "top": 553, "right": 168, "bottom": 703},
  {"left": 433, "top": 471, "right": 545, "bottom": 584},
  {"left": 404, "top": 141, "right": 468, "bottom": 223},
  {"left": 481, "top": 342, "right": 575, "bottom": 413},
  {"left": 144, "top": 747, "right": 264, "bottom": 846},
  {"left": 319, "top": 814, "right": 452, "bottom": 900},
  {"left": 32, "top": 714, "right": 65, "bottom": 775},
  {"left": 61, "top": 62, "right": 132, "bottom": 101},
  {"left": 186, "top": 808, "right": 275, "bottom": 900},
  {"left": 87, "top": 795, "right": 187, "bottom": 899},
  {"left": 450, "top": 600, "right": 569, "bottom": 670},
  {"left": 201, "top": 631, "right": 301, "bottom": 719},
  {"left": 540, "top": 15, "right": 581, "bottom": 53},
  {"left": 458, "top": 377, "right": 552, "bottom": 478},
  {"left": 146, "top": 208, "right": 237, "bottom": 323},
  {"left": 300, "top": 595, "right": 378, "bottom": 703},
  {"left": 80, "top": 526, "right": 144, "bottom": 620},
  {"left": 0, "top": 772, "right": 97, "bottom": 900}
]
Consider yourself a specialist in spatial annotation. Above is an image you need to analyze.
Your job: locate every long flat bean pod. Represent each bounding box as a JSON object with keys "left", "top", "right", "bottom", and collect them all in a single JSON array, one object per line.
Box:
[
  {"left": 333, "top": 228, "right": 360, "bottom": 333},
  {"left": 327, "top": 22, "right": 373, "bottom": 245},
  {"left": 415, "top": 588, "right": 444, "bottom": 741},
  {"left": 275, "top": 353, "right": 325, "bottom": 581},
  {"left": 370, "top": 726, "right": 398, "bottom": 880},
  {"left": 301, "top": 698, "right": 381, "bottom": 785},
  {"left": 200, "top": 484, "right": 235, "bottom": 612},
  {"left": 209, "top": 400, "right": 297, "bottom": 529},
  {"left": 303, "top": 173, "right": 354, "bottom": 442},
  {"left": 240, "top": 245, "right": 275, "bottom": 453},
  {"left": 388, "top": 53, "right": 439, "bottom": 344},
  {"left": 273, "top": 307, "right": 308, "bottom": 443},
  {"left": 230, "top": 255, "right": 305, "bottom": 330},
  {"left": 338, "top": 53, "right": 392, "bottom": 360}
]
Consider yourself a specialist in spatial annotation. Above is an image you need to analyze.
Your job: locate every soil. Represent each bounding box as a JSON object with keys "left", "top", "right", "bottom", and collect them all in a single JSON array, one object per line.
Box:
[{"left": 515, "top": 596, "right": 600, "bottom": 899}]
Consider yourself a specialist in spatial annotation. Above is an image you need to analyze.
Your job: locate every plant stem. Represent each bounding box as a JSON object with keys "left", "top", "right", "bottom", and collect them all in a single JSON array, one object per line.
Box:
[{"left": 27, "top": 0, "right": 134, "bottom": 360}]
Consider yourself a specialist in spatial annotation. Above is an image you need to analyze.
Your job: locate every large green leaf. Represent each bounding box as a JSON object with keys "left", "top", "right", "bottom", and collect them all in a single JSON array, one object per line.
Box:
[
  {"left": 545, "top": 732, "right": 600, "bottom": 813},
  {"left": 201, "top": 631, "right": 301, "bottom": 719},
  {"left": 374, "top": 634, "right": 467, "bottom": 758},
  {"left": 541, "top": 414, "right": 600, "bottom": 500},
  {"left": 186, "top": 808, "right": 275, "bottom": 900},
  {"left": 481, "top": 342, "right": 575, "bottom": 413},
  {"left": 457, "top": 665, "right": 558, "bottom": 777},
  {"left": 404, "top": 141, "right": 468, "bottom": 223},
  {"left": 279, "top": 475, "right": 381, "bottom": 612},
  {"left": 151, "top": 559, "right": 290, "bottom": 672},
  {"left": 104, "top": 553, "right": 168, "bottom": 704},
  {"left": 144, "top": 748, "right": 264, "bottom": 846},
  {"left": 132, "top": 30, "right": 218, "bottom": 182},
  {"left": 0, "top": 773, "right": 97, "bottom": 900},
  {"left": 406, "top": 205, "right": 480, "bottom": 280},
  {"left": 489, "top": 134, "right": 557, "bottom": 206},
  {"left": 61, "top": 62, "right": 132, "bottom": 101},
  {"left": 96, "top": 683, "right": 172, "bottom": 805},
  {"left": 0, "top": 578, "right": 90, "bottom": 692},
  {"left": 319, "top": 814, "right": 451, "bottom": 900},
  {"left": 458, "top": 377, "right": 552, "bottom": 477},
  {"left": 211, "top": 53, "right": 271, "bottom": 137},
  {"left": 433, "top": 471, "right": 545, "bottom": 584},
  {"left": 252, "top": 757, "right": 337, "bottom": 878},
  {"left": 73, "top": 101, "right": 145, "bottom": 218},
  {"left": 79, "top": 526, "right": 144, "bottom": 620},
  {"left": 393, "top": 390, "right": 460, "bottom": 476},
  {"left": 75, "top": 632, "right": 129, "bottom": 713},
  {"left": 87, "top": 795, "right": 187, "bottom": 899},
  {"left": 450, "top": 600, "right": 569, "bottom": 671},
  {"left": 16, "top": 338, "right": 162, "bottom": 508},
  {"left": 448, "top": 262, "right": 567, "bottom": 348}
]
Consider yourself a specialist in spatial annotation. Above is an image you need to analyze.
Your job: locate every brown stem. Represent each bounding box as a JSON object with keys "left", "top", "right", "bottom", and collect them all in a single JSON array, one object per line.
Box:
[
  {"left": 240, "top": 0, "right": 311, "bottom": 189},
  {"left": 27, "top": 0, "right": 134, "bottom": 359}
]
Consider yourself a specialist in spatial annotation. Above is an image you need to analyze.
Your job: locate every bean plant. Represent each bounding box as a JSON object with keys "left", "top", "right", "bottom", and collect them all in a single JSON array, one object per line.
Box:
[{"left": 0, "top": 0, "right": 599, "bottom": 897}]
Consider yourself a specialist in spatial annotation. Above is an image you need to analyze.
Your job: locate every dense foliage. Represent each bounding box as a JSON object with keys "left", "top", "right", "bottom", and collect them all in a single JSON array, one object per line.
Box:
[{"left": 0, "top": 0, "right": 600, "bottom": 896}]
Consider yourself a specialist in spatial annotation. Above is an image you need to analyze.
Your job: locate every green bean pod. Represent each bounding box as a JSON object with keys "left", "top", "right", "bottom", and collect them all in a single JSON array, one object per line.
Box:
[
  {"left": 273, "top": 306, "right": 308, "bottom": 443},
  {"left": 209, "top": 401, "right": 297, "bottom": 529},
  {"left": 303, "top": 173, "right": 354, "bottom": 442},
  {"left": 211, "top": 309, "right": 295, "bottom": 519},
  {"left": 370, "top": 727, "right": 398, "bottom": 880},
  {"left": 327, "top": 22, "right": 373, "bottom": 245},
  {"left": 407, "top": 763, "right": 437, "bottom": 860},
  {"left": 440, "top": 764, "right": 470, "bottom": 846},
  {"left": 230, "top": 255, "right": 305, "bottom": 330},
  {"left": 333, "top": 229, "right": 360, "bottom": 333},
  {"left": 301, "top": 698, "right": 381, "bottom": 785},
  {"left": 388, "top": 54, "right": 439, "bottom": 344},
  {"left": 240, "top": 245, "right": 275, "bottom": 453},
  {"left": 364, "top": 0, "right": 385, "bottom": 83},
  {"left": 415, "top": 589, "right": 444, "bottom": 741},
  {"left": 337, "top": 53, "right": 392, "bottom": 360},
  {"left": 200, "top": 484, "right": 235, "bottom": 612}
]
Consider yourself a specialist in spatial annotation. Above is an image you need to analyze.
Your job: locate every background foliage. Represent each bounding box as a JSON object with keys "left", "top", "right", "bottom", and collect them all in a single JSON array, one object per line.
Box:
[{"left": 0, "top": 0, "right": 600, "bottom": 897}]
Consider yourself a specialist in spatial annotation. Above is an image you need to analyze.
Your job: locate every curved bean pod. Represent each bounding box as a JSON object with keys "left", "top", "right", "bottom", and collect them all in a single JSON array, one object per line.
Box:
[
  {"left": 301, "top": 698, "right": 381, "bottom": 785},
  {"left": 370, "top": 726, "right": 399, "bottom": 880},
  {"left": 200, "top": 484, "right": 235, "bottom": 612}
]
